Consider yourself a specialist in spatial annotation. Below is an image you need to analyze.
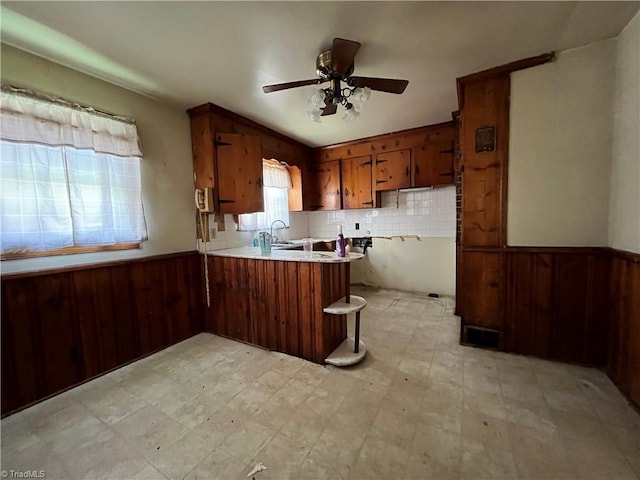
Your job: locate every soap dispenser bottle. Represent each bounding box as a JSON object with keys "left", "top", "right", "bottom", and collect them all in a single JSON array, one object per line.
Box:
[{"left": 336, "top": 224, "right": 346, "bottom": 258}]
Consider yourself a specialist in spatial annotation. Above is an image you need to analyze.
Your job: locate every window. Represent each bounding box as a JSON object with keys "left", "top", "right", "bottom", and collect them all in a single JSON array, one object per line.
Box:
[
  {"left": 0, "top": 86, "right": 147, "bottom": 259},
  {"left": 238, "top": 159, "right": 291, "bottom": 231}
]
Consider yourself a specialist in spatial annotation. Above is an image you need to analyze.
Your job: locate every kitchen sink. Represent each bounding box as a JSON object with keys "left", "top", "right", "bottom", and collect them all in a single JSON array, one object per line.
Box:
[{"left": 270, "top": 242, "right": 302, "bottom": 250}]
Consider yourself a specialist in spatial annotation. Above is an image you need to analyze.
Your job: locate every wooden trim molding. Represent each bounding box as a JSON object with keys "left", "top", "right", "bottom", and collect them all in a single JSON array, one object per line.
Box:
[{"left": 457, "top": 52, "right": 555, "bottom": 109}]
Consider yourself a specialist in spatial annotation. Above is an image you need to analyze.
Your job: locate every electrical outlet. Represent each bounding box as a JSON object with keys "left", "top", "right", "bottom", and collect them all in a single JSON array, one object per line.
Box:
[
  {"left": 355, "top": 222, "right": 360, "bottom": 230},
  {"left": 209, "top": 223, "right": 217, "bottom": 240}
]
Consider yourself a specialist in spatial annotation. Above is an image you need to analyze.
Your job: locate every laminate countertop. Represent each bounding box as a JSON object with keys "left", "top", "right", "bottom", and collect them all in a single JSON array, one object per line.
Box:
[{"left": 207, "top": 246, "right": 364, "bottom": 263}]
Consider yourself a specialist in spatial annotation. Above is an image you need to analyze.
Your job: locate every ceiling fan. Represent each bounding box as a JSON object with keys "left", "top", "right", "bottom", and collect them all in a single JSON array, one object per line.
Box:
[{"left": 262, "top": 38, "right": 409, "bottom": 121}]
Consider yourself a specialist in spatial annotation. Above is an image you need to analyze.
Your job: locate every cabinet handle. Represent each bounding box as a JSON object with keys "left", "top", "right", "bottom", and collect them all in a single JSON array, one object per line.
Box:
[
  {"left": 376, "top": 179, "right": 388, "bottom": 184},
  {"left": 362, "top": 201, "right": 374, "bottom": 205},
  {"left": 440, "top": 148, "right": 454, "bottom": 154},
  {"left": 360, "top": 161, "right": 373, "bottom": 167},
  {"left": 441, "top": 171, "right": 455, "bottom": 177},
  {"left": 219, "top": 199, "right": 235, "bottom": 204},
  {"left": 405, "top": 166, "right": 410, "bottom": 177},
  {"left": 344, "top": 188, "right": 350, "bottom": 196},
  {"left": 376, "top": 159, "right": 388, "bottom": 164}
]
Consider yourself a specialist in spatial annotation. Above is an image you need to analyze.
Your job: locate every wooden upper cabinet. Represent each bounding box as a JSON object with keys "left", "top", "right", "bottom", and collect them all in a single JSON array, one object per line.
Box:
[
  {"left": 215, "top": 133, "right": 263, "bottom": 214},
  {"left": 375, "top": 149, "right": 411, "bottom": 191},
  {"left": 341, "top": 155, "right": 373, "bottom": 209},
  {"left": 413, "top": 142, "right": 455, "bottom": 188},
  {"left": 303, "top": 160, "right": 341, "bottom": 211}
]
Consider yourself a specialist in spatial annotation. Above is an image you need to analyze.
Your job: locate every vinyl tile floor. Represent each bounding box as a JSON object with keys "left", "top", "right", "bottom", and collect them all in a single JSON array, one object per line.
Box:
[{"left": 2, "top": 286, "right": 639, "bottom": 479}]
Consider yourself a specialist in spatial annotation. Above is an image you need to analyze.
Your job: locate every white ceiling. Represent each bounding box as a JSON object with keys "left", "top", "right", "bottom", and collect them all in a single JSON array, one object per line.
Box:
[{"left": 1, "top": 1, "right": 638, "bottom": 147}]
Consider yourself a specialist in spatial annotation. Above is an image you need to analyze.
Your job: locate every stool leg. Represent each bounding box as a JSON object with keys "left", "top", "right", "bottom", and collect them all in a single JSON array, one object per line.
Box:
[{"left": 354, "top": 311, "right": 361, "bottom": 353}]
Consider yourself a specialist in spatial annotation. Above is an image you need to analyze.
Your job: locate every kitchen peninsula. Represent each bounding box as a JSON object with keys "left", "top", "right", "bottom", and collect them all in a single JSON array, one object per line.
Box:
[{"left": 205, "top": 248, "right": 364, "bottom": 364}]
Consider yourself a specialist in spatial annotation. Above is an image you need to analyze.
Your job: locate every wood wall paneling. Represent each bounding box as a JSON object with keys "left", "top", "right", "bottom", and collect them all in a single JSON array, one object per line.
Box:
[
  {"left": 504, "top": 249, "right": 609, "bottom": 366},
  {"left": 505, "top": 252, "right": 553, "bottom": 358},
  {"left": 607, "top": 250, "right": 640, "bottom": 408},
  {"left": 459, "top": 75, "right": 510, "bottom": 247},
  {"left": 461, "top": 251, "right": 503, "bottom": 331},
  {"left": 1, "top": 252, "right": 203, "bottom": 415},
  {"left": 2, "top": 278, "right": 43, "bottom": 410}
]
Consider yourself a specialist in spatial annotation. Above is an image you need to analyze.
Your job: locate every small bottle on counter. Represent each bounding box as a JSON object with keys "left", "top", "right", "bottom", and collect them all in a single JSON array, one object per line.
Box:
[
  {"left": 258, "top": 232, "right": 271, "bottom": 254},
  {"left": 336, "top": 224, "right": 346, "bottom": 258}
]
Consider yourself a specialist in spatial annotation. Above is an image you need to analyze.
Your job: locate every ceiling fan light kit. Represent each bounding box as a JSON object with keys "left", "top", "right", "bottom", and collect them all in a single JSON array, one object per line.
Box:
[{"left": 263, "top": 37, "right": 409, "bottom": 123}]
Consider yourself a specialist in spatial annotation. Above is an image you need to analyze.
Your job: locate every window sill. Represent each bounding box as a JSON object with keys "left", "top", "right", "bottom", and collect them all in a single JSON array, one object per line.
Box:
[{"left": 1, "top": 243, "right": 141, "bottom": 261}]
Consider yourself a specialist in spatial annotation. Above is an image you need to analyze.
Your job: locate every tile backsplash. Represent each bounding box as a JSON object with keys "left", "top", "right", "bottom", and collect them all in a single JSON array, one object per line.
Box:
[
  {"left": 199, "top": 212, "right": 309, "bottom": 251},
  {"left": 199, "top": 186, "right": 455, "bottom": 251},
  {"left": 308, "top": 186, "right": 456, "bottom": 239}
]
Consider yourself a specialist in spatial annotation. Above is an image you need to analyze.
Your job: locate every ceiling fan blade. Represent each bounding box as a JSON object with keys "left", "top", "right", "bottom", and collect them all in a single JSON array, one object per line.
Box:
[
  {"left": 331, "top": 38, "right": 361, "bottom": 77},
  {"left": 321, "top": 103, "right": 337, "bottom": 116},
  {"left": 263, "top": 78, "right": 323, "bottom": 93},
  {"left": 348, "top": 76, "right": 409, "bottom": 94}
]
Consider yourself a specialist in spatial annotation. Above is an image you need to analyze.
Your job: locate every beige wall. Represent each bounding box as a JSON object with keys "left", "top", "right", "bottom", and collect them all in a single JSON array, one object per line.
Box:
[
  {"left": 508, "top": 39, "right": 616, "bottom": 247},
  {"left": 1, "top": 45, "right": 196, "bottom": 274},
  {"left": 609, "top": 12, "right": 640, "bottom": 254},
  {"left": 351, "top": 237, "right": 456, "bottom": 296}
]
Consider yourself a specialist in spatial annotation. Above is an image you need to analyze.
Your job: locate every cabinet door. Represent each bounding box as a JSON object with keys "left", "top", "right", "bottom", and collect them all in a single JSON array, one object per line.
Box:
[
  {"left": 304, "top": 160, "right": 341, "bottom": 210},
  {"left": 342, "top": 155, "right": 373, "bottom": 209},
  {"left": 215, "top": 133, "right": 263, "bottom": 214},
  {"left": 375, "top": 149, "right": 411, "bottom": 191},
  {"left": 413, "top": 142, "right": 455, "bottom": 187}
]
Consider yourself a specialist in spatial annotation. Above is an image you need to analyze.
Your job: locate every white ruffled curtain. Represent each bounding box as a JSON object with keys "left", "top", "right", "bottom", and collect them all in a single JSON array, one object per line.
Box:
[
  {"left": 0, "top": 87, "right": 147, "bottom": 255},
  {"left": 238, "top": 159, "right": 291, "bottom": 232}
]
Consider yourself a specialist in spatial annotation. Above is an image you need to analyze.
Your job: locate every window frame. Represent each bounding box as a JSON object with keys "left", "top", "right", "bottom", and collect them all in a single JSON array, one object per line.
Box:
[{"left": 0, "top": 86, "right": 147, "bottom": 260}]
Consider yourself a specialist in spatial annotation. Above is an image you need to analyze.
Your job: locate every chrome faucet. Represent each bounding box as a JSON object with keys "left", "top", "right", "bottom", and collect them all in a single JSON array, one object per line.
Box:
[{"left": 270, "top": 219, "right": 288, "bottom": 244}]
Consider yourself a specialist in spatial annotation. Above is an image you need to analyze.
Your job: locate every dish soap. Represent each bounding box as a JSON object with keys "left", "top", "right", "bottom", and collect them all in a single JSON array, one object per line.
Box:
[{"left": 336, "top": 224, "right": 346, "bottom": 258}]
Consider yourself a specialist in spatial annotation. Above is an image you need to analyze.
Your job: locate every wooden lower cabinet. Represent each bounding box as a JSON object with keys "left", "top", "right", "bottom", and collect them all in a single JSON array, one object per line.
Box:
[
  {"left": 206, "top": 255, "right": 348, "bottom": 364},
  {"left": 1, "top": 252, "right": 203, "bottom": 416}
]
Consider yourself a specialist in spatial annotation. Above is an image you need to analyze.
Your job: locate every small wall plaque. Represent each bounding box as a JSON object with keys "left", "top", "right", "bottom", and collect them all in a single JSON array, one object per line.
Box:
[{"left": 475, "top": 126, "right": 496, "bottom": 153}]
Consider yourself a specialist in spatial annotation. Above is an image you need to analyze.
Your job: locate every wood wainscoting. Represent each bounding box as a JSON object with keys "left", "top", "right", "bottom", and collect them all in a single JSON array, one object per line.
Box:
[
  {"left": 1, "top": 252, "right": 203, "bottom": 416},
  {"left": 461, "top": 245, "right": 639, "bottom": 409},
  {"left": 607, "top": 249, "right": 640, "bottom": 408},
  {"left": 504, "top": 247, "right": 609, "bottom": 366},
  {"left": 206, "top": 255, "right": 348, "bottom": 365}
]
